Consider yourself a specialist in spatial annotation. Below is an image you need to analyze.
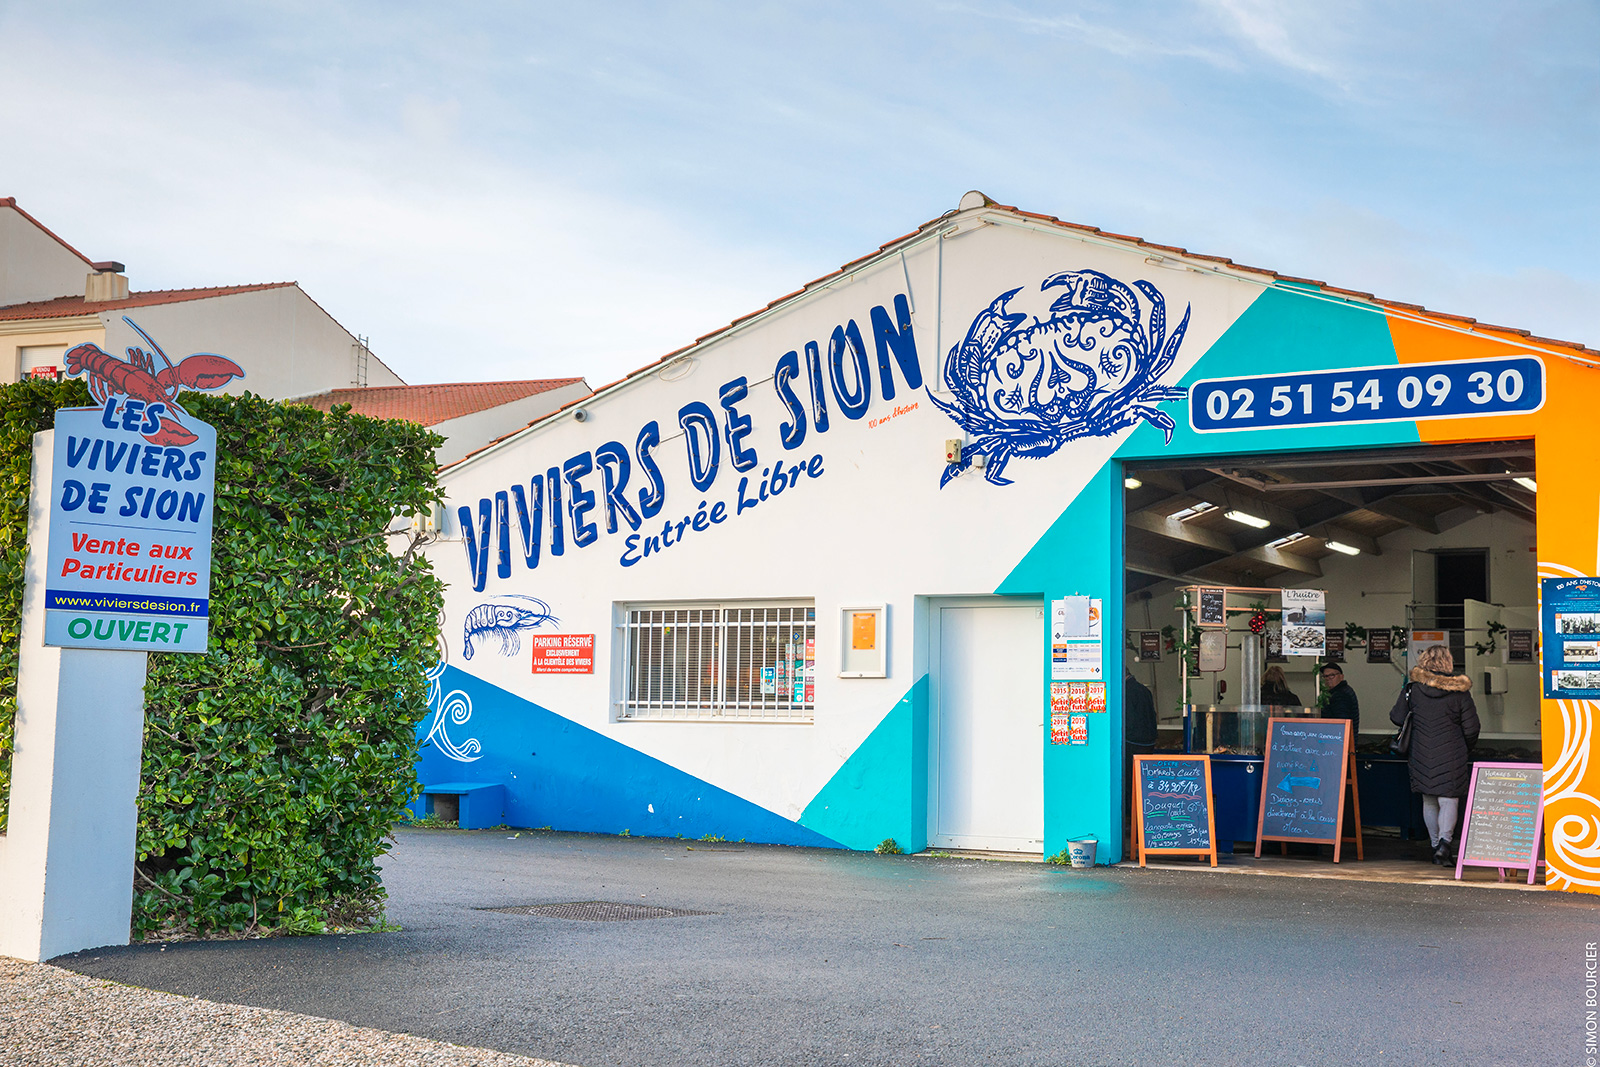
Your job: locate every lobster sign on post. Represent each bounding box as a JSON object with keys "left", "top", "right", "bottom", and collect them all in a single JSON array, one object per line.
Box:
[{"left": 41, "top": 319, "right": 241, "bottom": 653}]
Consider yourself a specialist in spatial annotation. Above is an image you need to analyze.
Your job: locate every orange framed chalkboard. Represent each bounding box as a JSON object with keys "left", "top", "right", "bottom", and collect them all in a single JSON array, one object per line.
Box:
[
  {"left": 1255, "top": 717, "right": 1363, "bottom": 862},
  {"left": 1133, "top": 754, "right": 1218, "bottom": 867}
]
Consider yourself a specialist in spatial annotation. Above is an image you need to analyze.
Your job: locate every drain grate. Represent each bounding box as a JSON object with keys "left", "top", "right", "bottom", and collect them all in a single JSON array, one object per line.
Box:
[{"left": 481, "top": 901, "right": 716, "bottom": 922}]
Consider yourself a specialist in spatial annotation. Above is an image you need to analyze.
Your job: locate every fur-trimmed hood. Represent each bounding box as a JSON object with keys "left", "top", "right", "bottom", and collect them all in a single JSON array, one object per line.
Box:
[{"left": 1410, "top": 666, "right": 1472, "bottom": 692}]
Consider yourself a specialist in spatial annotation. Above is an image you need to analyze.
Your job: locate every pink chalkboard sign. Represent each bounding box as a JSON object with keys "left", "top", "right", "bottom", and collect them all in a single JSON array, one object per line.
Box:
[{"left": 1455, "top": 762, "right": 1544, "bottom": 884}]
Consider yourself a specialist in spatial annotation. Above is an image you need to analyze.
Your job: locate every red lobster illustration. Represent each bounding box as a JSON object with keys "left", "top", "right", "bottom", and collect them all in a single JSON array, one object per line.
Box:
[{"left": 64, "top": 318, "right": 244, "bottom": 446}]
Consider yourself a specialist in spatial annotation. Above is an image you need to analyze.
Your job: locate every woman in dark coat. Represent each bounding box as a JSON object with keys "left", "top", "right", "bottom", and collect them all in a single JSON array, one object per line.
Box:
[{"left": 1389, "top": 645, "right": 1480, "bottom": 864}]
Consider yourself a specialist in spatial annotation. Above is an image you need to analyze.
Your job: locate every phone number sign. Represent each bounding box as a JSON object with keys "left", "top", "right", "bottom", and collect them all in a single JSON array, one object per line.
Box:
[{"left": 1188, "top": 356, "right": 1544, "bottom": 433}]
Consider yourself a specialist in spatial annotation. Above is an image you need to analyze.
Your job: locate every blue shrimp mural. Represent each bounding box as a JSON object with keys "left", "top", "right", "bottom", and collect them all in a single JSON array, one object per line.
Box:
[
  {"left": 931, "top": 269, "right": 1189, "bottom": 486},
  {"left": 462, "top": 595, "right": 558, "bottom": 660}
]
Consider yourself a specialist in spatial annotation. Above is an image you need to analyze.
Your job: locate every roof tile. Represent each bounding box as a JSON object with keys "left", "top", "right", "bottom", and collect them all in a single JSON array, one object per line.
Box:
[
  {"left": 298, "top": 379, "right": 587, "bottom": 426},
  {"left": 0, "top": 283, "right": 296, "bottom": 321}
]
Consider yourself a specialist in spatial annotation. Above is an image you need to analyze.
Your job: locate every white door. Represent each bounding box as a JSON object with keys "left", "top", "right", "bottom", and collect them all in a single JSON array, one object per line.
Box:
[{"left": 931, "top": 599, "right": 1045, "bottom": 852}]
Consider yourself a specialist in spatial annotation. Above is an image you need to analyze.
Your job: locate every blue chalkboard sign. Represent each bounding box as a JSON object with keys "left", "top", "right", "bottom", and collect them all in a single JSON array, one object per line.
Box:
[
  {"left": 1134, "top": 755, "right": 1218, "bottom": 867},
  {"left": 1256, "top": 718, "right": 1359, "bottom": 861}
]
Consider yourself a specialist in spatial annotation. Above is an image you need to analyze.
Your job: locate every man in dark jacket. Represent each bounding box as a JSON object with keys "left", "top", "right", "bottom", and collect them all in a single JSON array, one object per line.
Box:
[
  {"left": 1124, "top": 666, "right": 1158, "bottom": 850},
  {"left": 1318, "top": 662, "right": 1360, "bottom": 738}
]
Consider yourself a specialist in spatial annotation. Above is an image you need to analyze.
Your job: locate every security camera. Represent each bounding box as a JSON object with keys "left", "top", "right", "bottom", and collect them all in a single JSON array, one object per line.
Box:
[{"left": 572, "top": 409, "right": 589, "bottom": 423}]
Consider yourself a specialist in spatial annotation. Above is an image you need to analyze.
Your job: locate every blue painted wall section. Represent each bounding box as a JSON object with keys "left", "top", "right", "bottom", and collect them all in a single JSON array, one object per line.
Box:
[
  {"left": 996, "top": 461, "right": 1124, "bottom": 863},
  {"left": 1119, "top": 285, "right": 1419, "bottom": 462},
  {"left": 415, "top": 666, "right": 844, "bottom": 847},
  {"left": 799, "top": 675, "right": 929, "bottom": 852}
]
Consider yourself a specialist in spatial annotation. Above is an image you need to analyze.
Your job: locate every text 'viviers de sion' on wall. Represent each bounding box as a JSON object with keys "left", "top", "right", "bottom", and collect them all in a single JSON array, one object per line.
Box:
[{"left": 460, "top": 294, "right": 919, "bottom": 590}]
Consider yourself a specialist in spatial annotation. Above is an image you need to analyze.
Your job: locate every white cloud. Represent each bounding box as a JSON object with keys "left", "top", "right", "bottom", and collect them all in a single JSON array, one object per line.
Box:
[{"left": 0, "top": 27, "right": 808, "bottom": 386}]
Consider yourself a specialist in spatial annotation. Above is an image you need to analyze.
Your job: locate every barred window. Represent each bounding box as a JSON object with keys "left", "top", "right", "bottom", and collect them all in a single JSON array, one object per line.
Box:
[{"left": 622, "top": 602, "right": 816, "bottom": 721}]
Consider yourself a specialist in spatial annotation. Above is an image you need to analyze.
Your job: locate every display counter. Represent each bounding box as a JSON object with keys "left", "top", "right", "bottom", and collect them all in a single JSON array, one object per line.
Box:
[{"left": 1179, "top": 704, "right": 1423, "bottom": 850}]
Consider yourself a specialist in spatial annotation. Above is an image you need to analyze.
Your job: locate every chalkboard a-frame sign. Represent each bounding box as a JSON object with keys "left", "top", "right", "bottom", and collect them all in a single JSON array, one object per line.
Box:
[
  {"left": 1455, "top": 762, "right": 1545, "bottom": 884},
  {"left": 1133, "top": 755, "right": 1218, "bottom": 867},
  {"left": 1256, "top": 717, "right": 1363, "bottom": 862}
]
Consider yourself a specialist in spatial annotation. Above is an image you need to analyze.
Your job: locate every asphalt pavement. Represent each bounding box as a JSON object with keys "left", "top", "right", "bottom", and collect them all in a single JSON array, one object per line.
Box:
[{"left": 57, "top": 828, "right": 1597, "bottom": 1067}]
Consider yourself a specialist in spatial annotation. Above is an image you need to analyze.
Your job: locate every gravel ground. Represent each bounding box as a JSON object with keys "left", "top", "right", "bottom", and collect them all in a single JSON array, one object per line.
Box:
[{"left": 0, "top": 957, "right": 574, "bottom": 1067}]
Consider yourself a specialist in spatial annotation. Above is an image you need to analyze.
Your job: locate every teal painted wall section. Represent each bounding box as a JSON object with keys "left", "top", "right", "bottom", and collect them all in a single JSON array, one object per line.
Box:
[
  {"left": 996, "top": 461, "right": 1124, "bottom": 863},
  {"left": 1119, "top": 285, "right": 1420, "bottom": 462},
  {"left": 800, "top": 675, "right": 929, "bottom": 852}
]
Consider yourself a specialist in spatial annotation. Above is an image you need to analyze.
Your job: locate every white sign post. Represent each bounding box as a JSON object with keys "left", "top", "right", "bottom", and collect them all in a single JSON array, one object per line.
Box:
[{"left": 0, "top": 401, "right": 216, "bottom": 961}]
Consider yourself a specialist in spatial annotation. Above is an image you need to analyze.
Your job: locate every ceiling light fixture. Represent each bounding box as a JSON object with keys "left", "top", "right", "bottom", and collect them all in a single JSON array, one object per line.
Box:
[
  {"left": 1124, "top": 477, "right": 1143, "bottom": 490},
  {"left": 1269, "top": 532, "right": 1308, "bottom": 548},
  {"left": 1325, "top": 540, "right": 1361, "bottom": 556},
  {"left": 1513, "top": 476, "right": 1537, "bottom": 492},
  {"left": 1224, "top": 509, "right": 1270, "bottom": 529}
]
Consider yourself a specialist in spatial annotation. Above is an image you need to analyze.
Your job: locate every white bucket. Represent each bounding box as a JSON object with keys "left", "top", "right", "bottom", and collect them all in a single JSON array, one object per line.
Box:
[{"left": 1067, "top": 837, "right": 1097, "bottom": 868}]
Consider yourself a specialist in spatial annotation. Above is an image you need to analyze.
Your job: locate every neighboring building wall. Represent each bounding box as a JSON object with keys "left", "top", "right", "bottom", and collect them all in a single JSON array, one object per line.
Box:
[
  {"left": 98, "top": 285, "right": 403, "bottom": 399},
  {"left": 431, "top": 382, "right": 591, "bottom": 465},
  {"left": 0, "top": 201, "right": 90, "bottom": 307},
  {"left": 0, "top": 321, "right": 105, "bottom": 383}
]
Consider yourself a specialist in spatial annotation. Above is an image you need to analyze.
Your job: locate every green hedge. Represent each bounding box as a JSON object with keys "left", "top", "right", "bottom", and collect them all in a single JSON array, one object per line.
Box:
[{"left": 0, "top": 382, "right": 444, "bottom": 936}]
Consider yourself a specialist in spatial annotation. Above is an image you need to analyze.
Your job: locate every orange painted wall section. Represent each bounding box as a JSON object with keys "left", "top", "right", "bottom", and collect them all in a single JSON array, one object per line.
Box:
[{"left": 1389, "top": 313, "right": 1600, "bottom": 894}]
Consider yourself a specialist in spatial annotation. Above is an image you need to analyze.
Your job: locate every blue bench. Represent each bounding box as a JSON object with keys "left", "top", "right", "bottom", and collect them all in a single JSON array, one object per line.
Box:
[{"left": 412, "top": 782, "right": 506, "bottom": 829}]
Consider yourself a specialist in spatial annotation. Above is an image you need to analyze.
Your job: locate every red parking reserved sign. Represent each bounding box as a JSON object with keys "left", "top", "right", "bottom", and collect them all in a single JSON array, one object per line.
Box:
[{"left": 529, "top": 633, "right": 595, "bottom": 674}]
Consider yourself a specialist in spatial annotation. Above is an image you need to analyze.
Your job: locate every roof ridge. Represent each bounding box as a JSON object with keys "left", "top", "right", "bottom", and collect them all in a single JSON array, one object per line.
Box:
[
  {"left": 0, "top": 196, "right": 94, "bottom": 266},
  {"left": 441, "top": 195, "right": 1599, "bottom": 473}
]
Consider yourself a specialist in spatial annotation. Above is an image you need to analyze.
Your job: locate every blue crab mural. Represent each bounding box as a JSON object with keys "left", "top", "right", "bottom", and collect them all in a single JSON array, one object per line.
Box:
[{"left": 931, "top": 269, "right": 1189, "bottom": 486}]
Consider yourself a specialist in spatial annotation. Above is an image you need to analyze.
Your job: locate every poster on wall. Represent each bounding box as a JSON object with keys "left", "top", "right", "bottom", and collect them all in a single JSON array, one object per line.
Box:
[
  {"left": 1198, "top": 588, "right": 1226, "bottom": 627},
  {"left": 1138, "top": 630, "right": 1162, "bottom": 661},
  {"left": 1367, "top": 629, "right": 1393, "bottom": 663},
  {"left": 1541, "top": 577, "right": 1600, "bottom": 698},
  {"left": 1266, "top": 626, "right": 1287, "bottom": 663},
  {"left": 1324, "top": 629, "right": 1346, "bottom": 663},
  {"left": 1280, "top": 589, "right": 1326, "bottom": 657},
  {"left": 1068, "top": 714, "right": 1088, "bottom": 745},
  {"left": 1051, "top": 596, "right": 1103, "bottom": 681},
  {"left": 1408, "top": 630, "right": 1449, "bottom": 673},
  {"left": 1505, "top": 629, "right": 1535, "bottom": 664}
]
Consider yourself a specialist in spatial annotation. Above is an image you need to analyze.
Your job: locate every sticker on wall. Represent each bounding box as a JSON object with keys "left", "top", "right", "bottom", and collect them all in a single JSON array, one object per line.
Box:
[
  {"left": 1050, "top": 682, "right": 1073, "bottom": 744},
  {"left": 462, "top": 595, "right": 558, "bottom": 659},
  {"left": 1069, "top": 714, "right": 1089, "bottom": 745},
  {"left": 529, "top": 633, "right": 595, "bottom": 674},
  {"left": 1087, "top": 682, "right": 1106, "bottom": 713},
  {"left": 932, "top": 269, "right": 1189, "bottom": 486}
]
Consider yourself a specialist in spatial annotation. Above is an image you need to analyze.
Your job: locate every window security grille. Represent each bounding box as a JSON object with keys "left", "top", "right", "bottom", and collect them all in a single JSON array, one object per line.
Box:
[{"left": 622, "top": 603, "right": 816, "bottom": 721}]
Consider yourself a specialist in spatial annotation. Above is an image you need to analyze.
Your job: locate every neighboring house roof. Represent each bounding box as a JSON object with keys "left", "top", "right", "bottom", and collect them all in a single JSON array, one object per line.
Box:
[
  {"left": 443, "top": 193, "right": 1600, "bottom": 473},
  {"left": 299, "top": 379, "right": 589, "bottom": 426},
  {"left": 0, "top": 196, "right": 93, "bottom": 266},
  {"left": 0, "top": 282, "right": 296, "bottom": 321}
]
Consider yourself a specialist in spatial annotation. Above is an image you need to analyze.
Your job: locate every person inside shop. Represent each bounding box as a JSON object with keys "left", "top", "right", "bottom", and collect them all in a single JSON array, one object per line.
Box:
[
  {"left": 1318, "top": 662, "right": 1360, "bottom": 736},
  {"left": 1390, "top": 645, "right": 1480, "bottom": 865},
  {"left": 1260, "top": 664, "right": 1302, "bottom": 707},
  {"left": 1123, "top": 663, "right": 1158, "bottom": 848}
]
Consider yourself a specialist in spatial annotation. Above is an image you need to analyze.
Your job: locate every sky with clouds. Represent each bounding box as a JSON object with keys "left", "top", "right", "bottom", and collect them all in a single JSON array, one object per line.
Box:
[{"left": 1, "top": 2, "right": 1595, "bottom": 385}]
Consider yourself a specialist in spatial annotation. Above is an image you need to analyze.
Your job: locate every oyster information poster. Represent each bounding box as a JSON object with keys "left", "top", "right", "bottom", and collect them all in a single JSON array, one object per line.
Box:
[
  {"left": 1280, "top": 589, "right": 1326, "bottom": 657},
  {"left": 44, "top": 405, "right": 215, "bottom": 653}
]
